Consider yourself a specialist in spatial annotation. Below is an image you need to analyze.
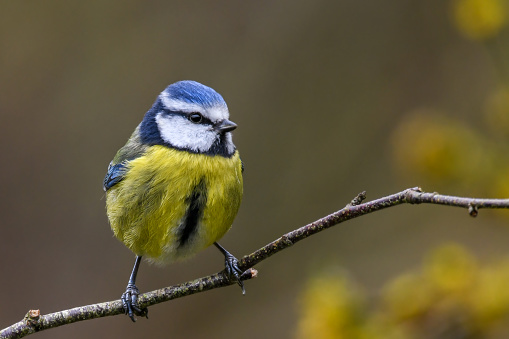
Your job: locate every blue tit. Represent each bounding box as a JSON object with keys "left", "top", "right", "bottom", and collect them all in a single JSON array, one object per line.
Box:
[{"left": 103, "top": 80, "right": 244, "bottom": 321}]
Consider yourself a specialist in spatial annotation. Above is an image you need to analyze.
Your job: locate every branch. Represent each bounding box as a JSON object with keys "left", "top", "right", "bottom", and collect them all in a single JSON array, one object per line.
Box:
[{"left": 2, "top": 187, "right": 509, "bottom": 338}]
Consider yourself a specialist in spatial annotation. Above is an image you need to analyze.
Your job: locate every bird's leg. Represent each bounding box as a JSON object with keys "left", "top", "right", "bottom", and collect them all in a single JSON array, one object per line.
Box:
[
  {"left": 121, "top": 255, "right": 148, "bottom": 322},
  {"left": 214, "top": 242, "right": 245, "bottom": 294}
]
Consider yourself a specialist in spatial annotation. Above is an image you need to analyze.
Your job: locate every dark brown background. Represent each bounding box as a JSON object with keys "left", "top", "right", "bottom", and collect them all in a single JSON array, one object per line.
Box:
[{"left": 1, "top": 1, "right": 508, "bottom": 338}]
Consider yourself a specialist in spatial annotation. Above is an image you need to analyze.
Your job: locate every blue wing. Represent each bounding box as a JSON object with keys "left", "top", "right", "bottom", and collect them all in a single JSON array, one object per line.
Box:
[
  {"left": 104, "top": 126, "right": 149, "bottom": 192},
  {"left": 103, "top": 162, "right": 128, "bottom": 191}
]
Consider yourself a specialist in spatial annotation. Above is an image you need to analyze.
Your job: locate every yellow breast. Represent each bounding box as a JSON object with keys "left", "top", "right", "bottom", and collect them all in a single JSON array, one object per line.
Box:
[{"left": 105, "top": 145, "right": 243, "bottom": 264}]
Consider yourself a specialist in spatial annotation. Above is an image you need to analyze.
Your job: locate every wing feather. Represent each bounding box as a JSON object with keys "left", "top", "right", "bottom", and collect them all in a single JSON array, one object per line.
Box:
[{"left": 103, "top": 125, "right": 148, "bottom": 191}]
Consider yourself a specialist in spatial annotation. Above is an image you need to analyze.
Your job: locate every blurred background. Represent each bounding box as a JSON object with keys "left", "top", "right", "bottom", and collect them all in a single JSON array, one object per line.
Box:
[{"left": 2, "top": 0, "right": 509, "bottom": 338}]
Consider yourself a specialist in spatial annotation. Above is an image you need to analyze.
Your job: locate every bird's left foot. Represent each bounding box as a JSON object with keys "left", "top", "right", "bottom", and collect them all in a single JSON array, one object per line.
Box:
[
  {"left": 214, "top": 242, "right": 246, "bottom": 294},
  {"left": 223, "top": 251, "right": 245, "bottom": 294}
]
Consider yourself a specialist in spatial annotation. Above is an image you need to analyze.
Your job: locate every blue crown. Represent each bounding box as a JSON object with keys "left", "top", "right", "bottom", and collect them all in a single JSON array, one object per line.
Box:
[{"left": 164, "top": 81, "right": 226, "bottom": 108}]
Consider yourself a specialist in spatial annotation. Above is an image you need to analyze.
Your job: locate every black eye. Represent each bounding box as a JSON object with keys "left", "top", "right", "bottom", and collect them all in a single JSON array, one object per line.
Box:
[{"left": 189, "top": 113, "right": 203, "bottom": 123}]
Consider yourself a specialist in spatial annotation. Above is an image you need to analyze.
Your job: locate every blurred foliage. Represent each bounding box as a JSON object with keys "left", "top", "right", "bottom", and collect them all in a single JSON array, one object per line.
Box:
[
  {"left": 297, "top": 4, "right": 509, "bottom": 338},
  {"left": 296, "top": 271, "right": 365, "bottom": 339},
  {"left": 452, "top": 0, "right": 508, "bottom": 41},
  {"left": 391, "top": 111, "right": 488, "bottom": 193},
  {"left": 484, "top": 87, "right": 509, "bottom": 139},
  {"left": 390, "top": 0, "right": 509, "bottom": 198},
  {"left": 390, "top": 110, "right": 509, "bottom": 198},
  {"left": 296, "top": 244, "right": 509, "bottom": 339}
]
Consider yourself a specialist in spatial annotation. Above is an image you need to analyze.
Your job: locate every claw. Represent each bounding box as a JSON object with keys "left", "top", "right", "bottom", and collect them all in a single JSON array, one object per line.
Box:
[
  {"left": 214, "top": 242, "right": 246, "bottom": 294},
  {"left": 224, "top": 253, "right": 245, "bottom": 294},
  {"left": 121, "top": 283, "right": 148, "bottom": 322},
  {"left": 121, "top": 256, "right": 148, "bottom": 322}
]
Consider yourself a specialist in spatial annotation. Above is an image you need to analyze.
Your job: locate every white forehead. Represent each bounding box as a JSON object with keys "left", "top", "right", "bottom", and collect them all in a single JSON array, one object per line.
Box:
[{"left": 160, "top": 91, "right": 229, "bottom": 122}]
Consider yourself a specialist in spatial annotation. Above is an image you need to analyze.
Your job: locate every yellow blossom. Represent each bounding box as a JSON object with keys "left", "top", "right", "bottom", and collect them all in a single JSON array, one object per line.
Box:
[
  {"left": 381, "top": 272, "right": 436, "bottom": 322},
  {"left": 468, "top": 260, "right": 509, "bottom": 328},
  {"left": 296, "top": 245, "right": 509, "bottom": 338},
  {"left": 391, "top": 110, "right": 484, "bottom": 189},
  {"left": 296, "top": 273, "right": 364, "bottom": 339},
  {"left": 452, "top": 0, "right": 507, "bottom": 40},
  {"left": 484, "top": 87, "right": 509, "bottom": 138},
  {"left": 424, "top": 243, "right": 478, "bottom": 294}
]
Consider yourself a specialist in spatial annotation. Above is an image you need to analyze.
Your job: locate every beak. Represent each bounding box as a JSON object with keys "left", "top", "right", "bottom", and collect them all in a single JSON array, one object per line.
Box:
[{"left": 216, "top": 119, "right": 237, "bottom": 133}]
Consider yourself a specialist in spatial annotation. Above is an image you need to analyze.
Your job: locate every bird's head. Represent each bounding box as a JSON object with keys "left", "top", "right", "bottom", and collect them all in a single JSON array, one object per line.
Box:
[{"left": 139, "top": 80, "right": 237, "bottom": 157}]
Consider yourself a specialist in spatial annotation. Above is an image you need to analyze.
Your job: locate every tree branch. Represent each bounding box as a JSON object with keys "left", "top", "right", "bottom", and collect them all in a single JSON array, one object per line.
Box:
[{"left": 2, "top": 187, "right": 509, "bottom": 338}]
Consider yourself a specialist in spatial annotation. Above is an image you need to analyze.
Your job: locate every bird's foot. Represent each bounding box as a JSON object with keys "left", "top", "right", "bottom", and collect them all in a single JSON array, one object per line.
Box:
[
  {"left": 121, "top": 283, "right": 148, "bottom": 322},
  {"left": 223, "top": 252, "right": 246, "bottom": 295}
]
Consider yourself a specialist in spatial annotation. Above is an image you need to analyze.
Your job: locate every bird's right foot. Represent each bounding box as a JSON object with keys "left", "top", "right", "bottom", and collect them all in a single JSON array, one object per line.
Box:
[{"left": 121, "top": 283, "right": 148, "bottom": 322}]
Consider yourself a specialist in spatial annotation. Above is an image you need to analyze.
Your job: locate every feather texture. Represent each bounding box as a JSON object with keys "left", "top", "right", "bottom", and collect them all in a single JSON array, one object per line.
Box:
[{"left": 105, "top": 145, "right": 243, "bottom": 264}]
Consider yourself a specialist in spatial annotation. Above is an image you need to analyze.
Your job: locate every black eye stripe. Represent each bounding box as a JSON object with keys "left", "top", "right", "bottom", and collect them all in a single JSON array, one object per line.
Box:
[{"left": 161, "top": 110, "right": 213, "bottom": 125}]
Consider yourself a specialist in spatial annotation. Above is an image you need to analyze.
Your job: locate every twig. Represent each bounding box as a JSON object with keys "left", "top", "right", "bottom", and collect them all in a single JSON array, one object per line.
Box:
[{"left": 2, "top": 187, "right": 509, "bottom": 338}]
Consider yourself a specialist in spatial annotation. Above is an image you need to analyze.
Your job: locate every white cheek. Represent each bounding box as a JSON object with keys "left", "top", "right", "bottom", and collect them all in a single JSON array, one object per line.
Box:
[
  {"left": 224, "top": 132, "right": 236, "bottom": 154},
  {"left": 156, "top": 114, "right": 217, "bottom": 152}
]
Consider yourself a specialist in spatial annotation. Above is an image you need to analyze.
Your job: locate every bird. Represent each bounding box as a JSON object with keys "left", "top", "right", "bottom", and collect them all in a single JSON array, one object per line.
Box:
[{"left": 103, "top": 80, "right": 244, "bottom": 321}]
